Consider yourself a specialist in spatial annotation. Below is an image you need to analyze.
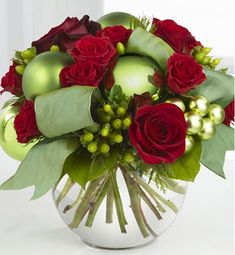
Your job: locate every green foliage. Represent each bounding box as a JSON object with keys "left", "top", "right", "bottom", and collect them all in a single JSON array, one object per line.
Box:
[
  {"left": 126, "top": 27, "right": 174, "bottom": 70},
  {"left": 130, "top": 16, "right": 153, "bottom": 31},
  {"left": 201, "top": 124, "right": 234, "bottom": 178},
  {"left": 0, "top": 138, "right": 79, "bottom": 199},
  {"left": 189, "top": 68, "right": 234, "bottom": 108},
  {"left": 109, "top": 85, "right": 126, "bottom": 103},
  {"left": 156, "top": 138, "right": 202, "bottom": 182},
  {"left": 35, "top": 86, "right": 102, "bottom": 138},
  {"left": 64, "top": 147, "right": 119, "bottom": 188}
]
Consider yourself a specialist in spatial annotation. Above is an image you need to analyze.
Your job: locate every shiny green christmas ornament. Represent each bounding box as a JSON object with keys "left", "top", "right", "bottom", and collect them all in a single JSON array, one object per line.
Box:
[
  {"left": 166, "top": 98, "right": 186, "bottom": 112},
  {"left": 198, "top": 118, "right": 216, "bottom": 140},
  {"left": 208, "top": 104, "right": 225, "bottom": 125},
  {"left": 98, "top": 12, "right": 138, "bottom": 29},
  {"left": 189, "top": 95, "right": 209, "bottom": 117},
  {"left": 22, "top": 52, "right": 74, "bottom": 100},
  {"left": 0, "top": 106, "right": 37, "bottom": 161},
  {"left": 185, "top": 112, "right": 203, "bottom": 135},
  {"left": 113, "top": 56, "right": 158, "bottom": 97},
  {"left": 185, "top": 135, "right": 194, "bottom": 154}
]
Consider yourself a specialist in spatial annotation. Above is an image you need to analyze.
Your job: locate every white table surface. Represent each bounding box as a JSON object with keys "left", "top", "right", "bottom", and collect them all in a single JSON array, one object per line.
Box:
[{"left": 0, "top": 59, "right": 234, "bottom": 255}]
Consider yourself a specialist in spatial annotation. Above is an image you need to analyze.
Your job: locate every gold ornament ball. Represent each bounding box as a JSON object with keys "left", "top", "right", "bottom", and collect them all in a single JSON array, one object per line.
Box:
[
  {"left": 185, "top": 111, "right": 203, "bottom": 135},
  {"left": 197, "top": 118, "right": 216, "bottom": 140},
  {"left": 113, "top": 55, "right": 158, "bottom": 97},
  {"left": 166, "top": 98, "right": 186, "bottom": 112},
  {"left": 23, "top": 52, "right": 74, "bottom": 100},
  {"left": 0, "top": 106, "right": 37, "bottom": 161},
  {"left": 208, "top": 104, "right": 225, "bottom": 125},
  {"left": 185, "top": 135, "right": 194, "bottom": 154},
  {"left": 98, "top": 12, "right": 138, "bottom": 29},
  {"left": 189, "top": 95, "right": 210, "bottom": 117}
]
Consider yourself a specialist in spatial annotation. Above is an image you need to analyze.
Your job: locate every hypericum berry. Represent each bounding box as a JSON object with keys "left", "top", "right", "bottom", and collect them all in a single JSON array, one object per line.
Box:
[
  {"left": 201, "top": 56, "right": 211, "bottom": 65},
  {"left": 123, "top": 117, "right": 132, "bottom": 128},
  {"left": 116, "top": 42, "right": 125, "bottom": 55},
  {"left": 103, "top": 104, "right": 112, "bottom": 113},
  {"left": 50, "top": 45, "right": 60, "bottom": 52},
  {"left": 195, "top": 52, "right": 205, "bottom": 63},
  {"left": 87, "top": 142, "right": 98, "bottom": 153},
  {"left": 21, "top": 49, "right": 33, "bottom": 59},
  {"left": 211, "top": 58, "right": 221, "bottom": 67},
  {"left": 116, "top": 107, "right": 126, "bottom": 116},
  {"left": 201, "top": 47, "right": 212, "bottom": 55},
  {"left": 15, "top": 65, "right": 25, "bottom": 76},
  {"left": 83, "top": 132, "right": 94, "bottom": 143},
  {"left": 113, "top": 134, "right": 123, "bottom": 143},
  {"left": 100, "top": 143, "right": 110, "bottom": 154},
  {"left": 112, "top": 119, "right": 122, "bottom": 129},
  {"left": 123, "top": 152, "right": 135, "bottom": 163}
]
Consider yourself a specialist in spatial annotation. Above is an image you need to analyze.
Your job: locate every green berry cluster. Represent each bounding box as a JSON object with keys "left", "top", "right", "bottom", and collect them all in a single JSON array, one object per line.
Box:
[
  {"left": 80, "top": 101, "right": 132, "bottom": 156},
  {"left": 193, "top": 46, "right": 220, "bottom": 69},
  {"left": 14, "top": 47, "right": 37, "bottom": 76}
]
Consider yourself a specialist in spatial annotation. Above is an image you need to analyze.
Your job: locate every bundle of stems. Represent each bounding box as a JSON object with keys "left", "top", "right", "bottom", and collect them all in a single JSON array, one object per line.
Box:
[{"left": 55, "top": 165, "right": 186, "bottom": 238}]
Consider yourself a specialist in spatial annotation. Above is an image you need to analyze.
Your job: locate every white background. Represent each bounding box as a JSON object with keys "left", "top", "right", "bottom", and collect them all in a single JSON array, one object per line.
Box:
[{"left": 0, "top": 0, "right": 234, "bottom": 254}]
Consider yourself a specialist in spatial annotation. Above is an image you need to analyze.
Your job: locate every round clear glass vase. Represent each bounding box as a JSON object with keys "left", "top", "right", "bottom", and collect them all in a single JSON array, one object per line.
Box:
[{"left": 52, "top": 167, "right": 187, "bottom": 249}]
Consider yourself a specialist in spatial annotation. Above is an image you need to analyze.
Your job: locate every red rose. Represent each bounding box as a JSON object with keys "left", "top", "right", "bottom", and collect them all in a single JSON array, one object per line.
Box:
[
  {"left": 60, "top": 61, "right": 105, "bottom": 87},
  {"left": 32, "top": 16, "right": 101, "bottom": 53},
  {"left": 132, "top": 92, "right": 153, "bottom": 111},
  {"left": 70, "top": 35, "right": 117, "bottom": 66},
  {"left": 167, "top": 53, "right": 206, "bottom": 94},
  {"left": 224, "top": 100, "right": 235, "bottom": 126},
  {"left": 129, "top": 103, "right": 187, "bottom": 164},
  {"left": 96, "top": 25, "right": 132, "bottom": 47},
  {"left": 14, "top": 100, "right": 41, "bottom": 143},
  {"left": 0, "top": 63, "right": 23, "bottom": 96},
  {"left": 153, "top": 69, "right": 165, "bottom": 88},
  {"left": 153, "top": 18, "right": 202, "bottom": 54}
]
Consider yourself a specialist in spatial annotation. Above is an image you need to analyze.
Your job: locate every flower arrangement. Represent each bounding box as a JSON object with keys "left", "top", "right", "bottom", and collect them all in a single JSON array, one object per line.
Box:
[{"left": 0, "top": 12, "right": 234, "bottom": 247}]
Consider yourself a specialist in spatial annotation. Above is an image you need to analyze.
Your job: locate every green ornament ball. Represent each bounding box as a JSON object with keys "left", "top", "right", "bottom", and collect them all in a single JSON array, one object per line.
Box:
[
  {"left": 98, "top": 12, "right": 138, "bottom": 29},
  {"left": 22, "top": 52, "right": 74, "bottom": 100},
  {"left": 113, "top": 55, "right": 158, "bottom": 97},
  {"left": 0, "top": 106, "right": 37, "bottom": 161}
]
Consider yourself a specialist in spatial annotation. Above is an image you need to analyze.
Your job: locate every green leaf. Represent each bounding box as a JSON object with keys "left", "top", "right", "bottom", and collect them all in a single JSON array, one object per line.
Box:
[
  {"left": 189, "top": 68, "right": 234, "bottom": 108},
  {"left": 159, "top": 139, "right": 202, "bottom": 182},
  {"left": 35, "top": 86, "right": 102, "bottom": 138},
  {"left": 126, "top": 27, "right": 174, "bottom": 70},
  {"left": 200, "top": 124, "right": 234, "bottom": 178},
  {"left": 109, "top": 85, "right": 125, "bottom": 102},
  {"left": 1, "top": 98, "right": 18, "bottom": 110},
  {"left": 0, "top": 138, "right": 79, "bottom": 199},
  {"left": 64, "top": 147, "right": 119, "bottom": 188}
]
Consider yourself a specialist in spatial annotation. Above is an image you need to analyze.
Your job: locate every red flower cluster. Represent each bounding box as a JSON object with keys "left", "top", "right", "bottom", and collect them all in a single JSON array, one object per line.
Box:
[
  {"left": 32, "top": 16, "right": 101, "bottom": 53},
  {"left": 153, "top": 18, "right": 202, "bottom": 54},
  {"left": 14, "top": 101, "right": 41, "bottom": 143},
  {"left": 167, "top": 53, "right": 206, "bottom": 94},
  {"left": 224, "top": 100, "right": 235, "bottom": 126},
  {"left": 0, "top": 63, "right": 23, "bottom": 96},
  {"left": 129, "top": 103, "right": 187, "bottom": 164}
]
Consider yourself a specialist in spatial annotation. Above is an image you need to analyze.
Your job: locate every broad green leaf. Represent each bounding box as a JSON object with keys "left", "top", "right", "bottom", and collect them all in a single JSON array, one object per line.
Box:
[
  {"left": 1, "top": 98, "right": 19, "bottom": 110},
  {"left": 126, "top": 27, "right": 174, "bottom": 70},
  {"left": 189, "top": 68, "right": 234, "bottom": 108},
  {"left": 159, "top": 139, "right": 202, "bottom": 182},
  {"left": 64, "top": 147, "right": 119, "bottom": 188},
  {"left": 201, "top": 124, "right": 234, "bottom": 178},
  {"left": 35, "top": 86, "right": 102, "bottom": 138},
  {"left": 0, "top": 138, "right": 79, "bottom": 199}
]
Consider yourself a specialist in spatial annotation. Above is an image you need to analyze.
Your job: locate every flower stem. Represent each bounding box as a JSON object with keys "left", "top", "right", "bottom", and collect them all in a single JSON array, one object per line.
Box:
[
  {"left": 122, "top": 169, "right": 150, "bottom": 238},
  {"left": 56, "top": 177, "right": 74, "bottom": 207},
  {"left": 85, "top": 179, "right": 110, "bottom": 227},
  {"left": 110, "top": 171, "right": 128, "bottom": 233},
  {"left": 106, "top": 185, "right": 114, "bottom": 223},
  {"left": 160, "top": 176, "right": 187, "bottom": 194},
  {"left": 63, "top": 188, "right": 85, "bottom": 214}
]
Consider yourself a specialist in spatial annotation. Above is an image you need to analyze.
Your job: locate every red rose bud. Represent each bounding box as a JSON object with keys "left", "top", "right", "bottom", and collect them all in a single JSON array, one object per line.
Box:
[
  {"left": 96, "top": 25, "right": 132, "bottom": 47},
  {"left": 153, "top": 18, "right": 202, "bottom": 54},
  {"left": 32, "top": 16, "right": 101, "bottom": 53},
  {"left": 132, "top": 92, "right": 153, "bottom": 111},
  {"left": 60, "top": 61, "right": 105, "bottom": 87},
  {"left": 167, "top": 53, "right": 206, "bottom": 94},
  {"left": 0, "top": 63, "right": 23, "bottom": 96},
  {"left": 153, "top": 70, "right": 164, "bottom": 88},
  {"left": 223, "top": 100, "right": 235, "bottom": 126},
  {"left": 14, "top": 100, "right": 41, "bottom": 143},
  {"left": 70, "top": 35, "right": 117, "bottom": 67},
  {"left": 129, "top": 103, "right": 187, "bottom": 164}
]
